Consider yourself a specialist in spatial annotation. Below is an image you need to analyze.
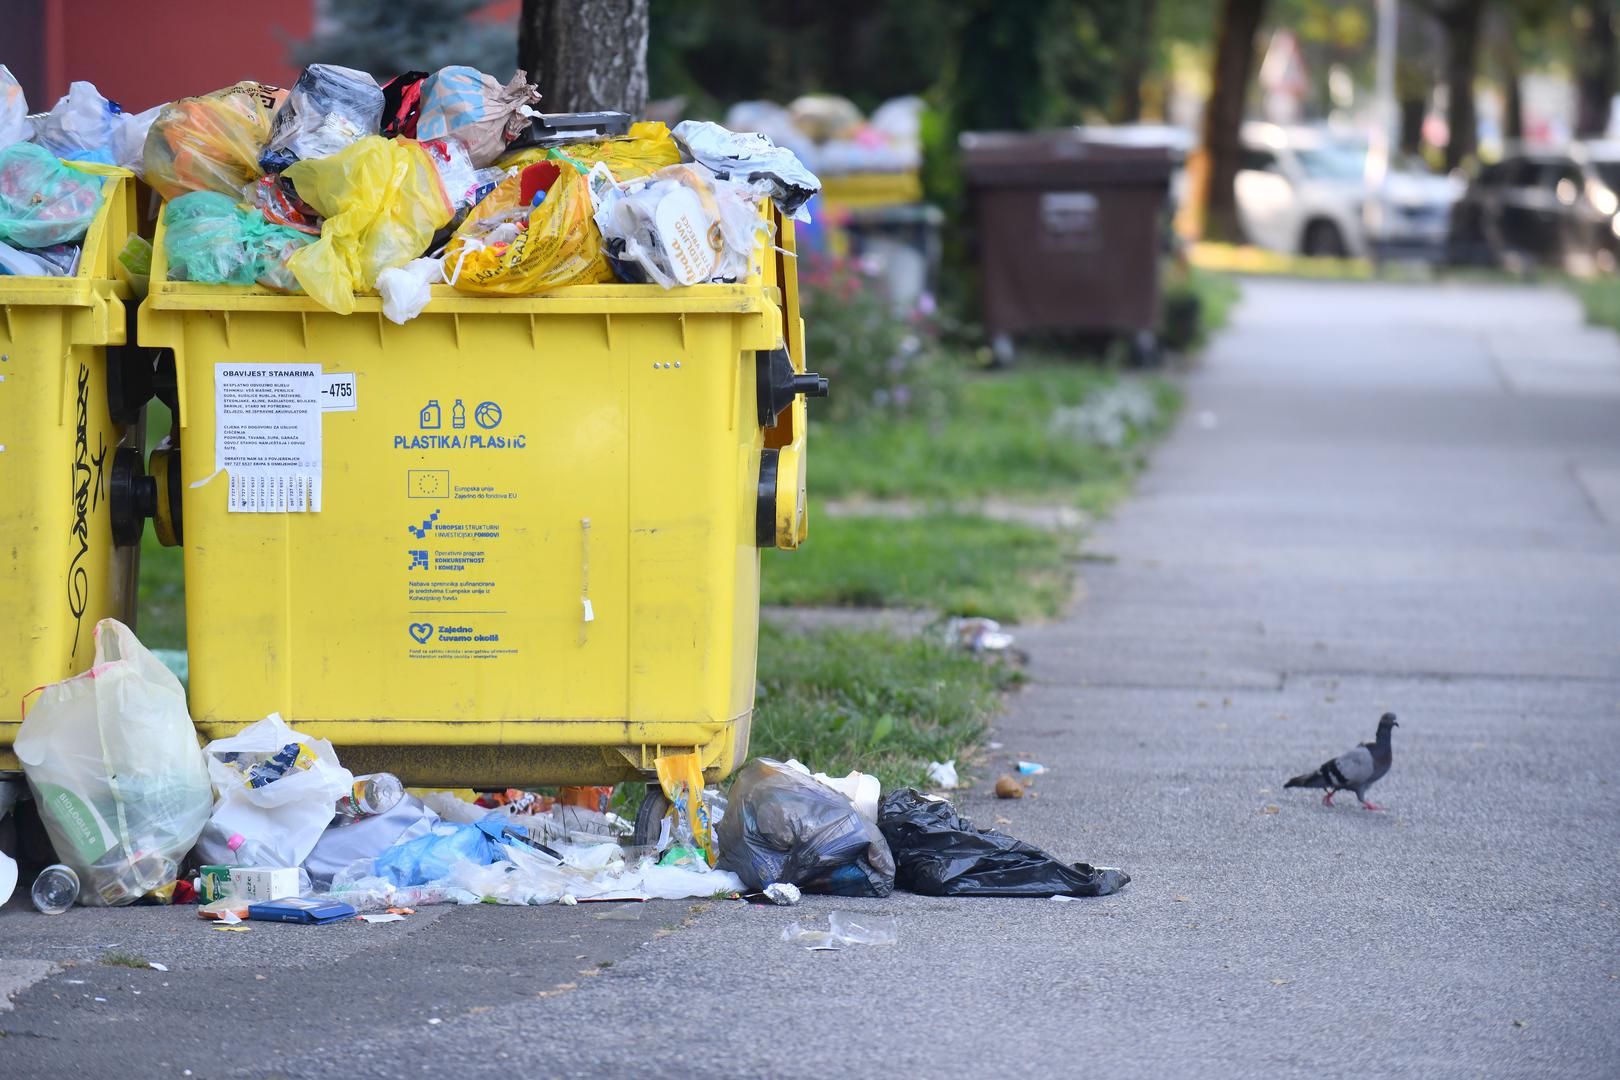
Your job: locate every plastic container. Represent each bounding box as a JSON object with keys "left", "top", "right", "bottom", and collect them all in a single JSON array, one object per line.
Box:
[
  {"left": 134, "top": 203, "right": 825, "bottom": 788},
  {"left": 0, "top": 165, "right": 155, "bottom": 770}
]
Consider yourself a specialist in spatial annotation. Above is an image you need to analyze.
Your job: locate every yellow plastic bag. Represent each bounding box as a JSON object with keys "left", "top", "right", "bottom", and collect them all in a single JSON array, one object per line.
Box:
[
  {"left": 143, "top": 82, "right": 284, "bottom": 201},
  {"left": 653, "top": 751, "right": 716, "bottom": 868},
  {"left": 498, "top": 121, "right": 680, "bottom": 181},
  {"left": 443, "top": 159, "right": 613, "bottom": 296},
  {"left": 283, "top": 136, "right": 454, "bottom": 314}
]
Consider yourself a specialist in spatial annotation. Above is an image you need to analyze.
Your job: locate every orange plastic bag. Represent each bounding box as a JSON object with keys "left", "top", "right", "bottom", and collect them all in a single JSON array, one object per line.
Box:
[
  {"left": 283, "top": 136, "right": 454, "bottom": 314},
  {"left": 443, "top": 158, "right": 612, "bottom": 296},
  {"left": 143, "top": 82, "right": 284, "bottom": 201}
]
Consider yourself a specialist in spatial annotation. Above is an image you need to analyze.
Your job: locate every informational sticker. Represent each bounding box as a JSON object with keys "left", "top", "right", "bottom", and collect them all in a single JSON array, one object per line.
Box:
[
  {"left": 320, "top": 372, "right": 358, "bottom": 412},
  {"left": 215, "top": 363, "right": 323, "bottom": 513}
]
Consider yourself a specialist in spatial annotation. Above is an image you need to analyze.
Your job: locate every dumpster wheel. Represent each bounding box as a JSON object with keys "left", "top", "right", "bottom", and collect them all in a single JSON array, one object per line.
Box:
[{"left": 631, "top": 783, "right": 670, "bottom": 848}]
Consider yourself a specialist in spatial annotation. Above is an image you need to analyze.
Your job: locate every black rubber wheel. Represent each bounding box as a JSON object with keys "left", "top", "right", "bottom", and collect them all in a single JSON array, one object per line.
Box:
[
  {"left": 1302, "top": 220, "right": 1348, "bottom": 258},
  {"left": 631, "top": 783, "right": 670, "bottom": 848}
]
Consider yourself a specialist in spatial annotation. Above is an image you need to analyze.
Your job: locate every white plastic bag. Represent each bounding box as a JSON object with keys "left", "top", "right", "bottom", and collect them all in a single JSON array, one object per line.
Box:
[
  {"left": 13, "top": 619, "right": 212, "bottom": 906},
  {"left": 591, "top": 162, "right": 767, "bottom": 289},
  {"left": 0, "top": 65, "right": 28, "bottom": 149},
  {"left": 377, "top": 256, "right": 444, "bottom": 324},
  {"left": 194, "top": 714, "right": 353, "bottom": 868}
]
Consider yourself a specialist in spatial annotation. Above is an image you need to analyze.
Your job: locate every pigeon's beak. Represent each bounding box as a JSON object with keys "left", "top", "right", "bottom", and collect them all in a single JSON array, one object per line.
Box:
[{"left": 1391, "top": 720, "right": 1399, "bottom": 727}]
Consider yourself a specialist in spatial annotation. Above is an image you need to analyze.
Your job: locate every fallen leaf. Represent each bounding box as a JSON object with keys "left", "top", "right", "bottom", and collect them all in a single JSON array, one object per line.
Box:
[
  {"left": 1262, "top": 805, "right": 1280, "bottom": 814},
  {"left": 1195, "top": 700, "right": 1210, "bottom": 709},
  {"left": 211, "top": 925, "right": 250, "bottom": 933},
  {"left": 994, "top": 817, "right": 1013, "bottom": 825},
  {"left": 1174, "top": 895, "right": 1191, "bottom": 903},
  {"left": 1512, "top": 1019, "right": 1528, "bottom": 1028},
  {"left": 1269, "top": 979, "right": 1292, "bottom": 986},
  {"left": 1258, "top": 788, "right": 1272, "bottom": 795},
  {"left": 254, "top": 974, "right": 265, "bottom": 982}
]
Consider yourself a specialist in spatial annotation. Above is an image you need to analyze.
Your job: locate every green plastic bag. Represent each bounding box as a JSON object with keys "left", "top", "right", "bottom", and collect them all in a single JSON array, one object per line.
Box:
[
  {"left": 162, "top": 191, "right": 313, "bottom": 291},
  {"left": 0, "top": 143, "right": 107, "bottom": 248}
]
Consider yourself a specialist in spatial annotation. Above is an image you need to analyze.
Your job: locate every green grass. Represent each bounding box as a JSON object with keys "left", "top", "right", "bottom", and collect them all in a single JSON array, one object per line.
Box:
[
  {"left": 809, "top": 364, "right": 1181, "bottom": 507},
  {"left": 1187, "top": 266, "right": 1241, "bottom": 343},
  {"left": 136, "top": 532, "right": 186, "bottom": 651},
  {"left": 101, "top": 950, "right": 151, "bottom": 969},
  {"left": 1573, "top": 277, "right": 1620, "bottom": 333},
  {"left": 762, "top": 509, "right": 1075, "bottom": 622},
  {"left": 749, "top": 622, "right": 1019, "bottom": 791}
]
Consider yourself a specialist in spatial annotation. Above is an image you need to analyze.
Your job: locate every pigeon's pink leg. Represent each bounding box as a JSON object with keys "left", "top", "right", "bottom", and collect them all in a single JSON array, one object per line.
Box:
[
  {"left": 1361, "top": 801, "right": 1383, "bottom": 811},
  {"left": 1321, "top": 792, "right": 1336, "bottom": 807}
]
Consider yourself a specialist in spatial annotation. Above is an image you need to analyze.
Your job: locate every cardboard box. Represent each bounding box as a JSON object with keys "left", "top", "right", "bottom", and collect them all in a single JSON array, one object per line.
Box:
[
  {"left": 229, "top": 867, "right": 302, "bottom": 902},
  {"left": 198, "top": 865, "right": 235, "bottom": 902}
]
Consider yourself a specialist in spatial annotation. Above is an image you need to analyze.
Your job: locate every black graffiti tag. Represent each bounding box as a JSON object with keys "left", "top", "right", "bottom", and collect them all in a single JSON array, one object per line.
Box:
[{"left": 68, "top": 362, "right": 107, "bottom": 660}]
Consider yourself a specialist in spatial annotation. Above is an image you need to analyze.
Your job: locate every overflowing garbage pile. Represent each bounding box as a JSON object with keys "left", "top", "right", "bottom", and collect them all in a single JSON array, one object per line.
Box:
[
  {"left": 0, "top": 62, "right": 821, "bottom": 319},
  {"left": 724, "top": 94, "right": 921, "bottom": 176},
  {"left": 0, "top": 619, "right": 1127, "bottom": 922}
]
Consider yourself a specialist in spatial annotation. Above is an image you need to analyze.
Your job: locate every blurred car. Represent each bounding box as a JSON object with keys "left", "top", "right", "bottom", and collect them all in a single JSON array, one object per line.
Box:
[
  {"left": 1446, "top": 145, "right": 1620, "bottom": 272},
  {"left": 1234, "top": 122, "right": 1460, "bottom": 259}
]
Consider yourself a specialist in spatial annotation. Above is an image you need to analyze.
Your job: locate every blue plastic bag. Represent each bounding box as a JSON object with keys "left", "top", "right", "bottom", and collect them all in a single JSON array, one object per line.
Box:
[{"left": 372, "top": 817, "right": 518, "bottom": 888}]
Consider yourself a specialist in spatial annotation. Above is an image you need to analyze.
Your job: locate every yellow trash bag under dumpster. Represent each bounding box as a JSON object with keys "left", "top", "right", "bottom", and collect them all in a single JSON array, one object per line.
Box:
[{"left": 284, "top": 136, "right": 455, "bottom": 314}]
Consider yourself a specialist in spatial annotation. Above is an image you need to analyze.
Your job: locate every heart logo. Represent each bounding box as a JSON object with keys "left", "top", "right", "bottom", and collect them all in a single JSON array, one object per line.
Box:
[{"left": 408, "top": 622, "right": 434, "bottom": 644}]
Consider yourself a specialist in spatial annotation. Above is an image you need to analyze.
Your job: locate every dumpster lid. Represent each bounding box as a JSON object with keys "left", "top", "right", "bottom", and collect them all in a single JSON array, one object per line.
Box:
[{"left": 959, "top": 130, "right": 1175, "bottom": 187}]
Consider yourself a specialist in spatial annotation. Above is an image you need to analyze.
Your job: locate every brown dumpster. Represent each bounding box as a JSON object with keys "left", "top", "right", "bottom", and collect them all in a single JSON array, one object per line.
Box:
[{"left": 960, "top": 131, "right": 1174, "bottom": 363}]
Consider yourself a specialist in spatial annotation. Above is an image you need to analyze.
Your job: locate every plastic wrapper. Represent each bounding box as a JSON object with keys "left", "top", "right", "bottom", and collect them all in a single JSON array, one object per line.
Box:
[
  {"left": 283, "top": 136, "right": 455, "bottom": 314},
  {"left": 501, "top": 121, "right": 680, "bottom": 181},
  {"left": 654, "top": 751, "right": 717, "bottom": 867},
  {"left": 417, "top": 67, "right": 541, "bottom": 168},
  {"left": 303, "top": 793, "right": 440, "bottom": 888},
  {"left": 424, "top": 137, "right": 479, "bottom": 208},
  {"left": 0, "top": 143, "right": 107, "bottom": 248},
  {"left": 443, "top": 158, "right": 612, "bottom": 295},
  {"left": 260, "top": 64, "right": 384, "bottom": 173},
  {"left": 0, "top": 239, "right": 78, "bottom": 276},
  {"left": 144, "top": 83, "right": 284, "bottom": 200},
  {"left": 782, "top": 911, "right": 898, "bottom": 949},
  {"left": 162, "top": 191, "right": 313, "bottom": 291},
  {"left": 672, "top": 119, "right": 822, "bottom": 219},
  {"left": 380, "top": 71, "right": 429, "bottom": 138},
  {"left": 716, "top": 758, "right": 895, "bottom": 897},
  {"left": 243, "top": 174, "right": 321, "bottom": 234},
  {"left": 29, "top": 81, "right": 156, "bottom": 170},
  {"left": 12, "top": 620, "right": 212, "bottom": 907},
  {"left": 193, "top": 713, "right": 355, "bottom": 868},
  {"left": 591, "top": 162, "right": 766, "bottom": 288},
  {"left": 876, "top": 789, "right": 1130, "bottom": 898},
  {"left": 376, "top": 256, "right": 445, "bottom": 324},
  {"left": 0, "top": 65, "right": 27, "bottom": 149},
  {"left": 373, "top": 818, "right": 518, "bottom": 888}
]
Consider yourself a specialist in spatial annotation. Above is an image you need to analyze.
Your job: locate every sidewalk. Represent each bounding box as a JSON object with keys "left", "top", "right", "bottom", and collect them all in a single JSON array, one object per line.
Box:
[{"left": 4, "top": 278, "right": 1618, "bottom": 1079}]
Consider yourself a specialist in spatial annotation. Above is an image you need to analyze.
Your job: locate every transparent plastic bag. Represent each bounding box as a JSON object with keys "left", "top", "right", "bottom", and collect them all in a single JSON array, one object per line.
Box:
[
  {"left": 12, "top": 619, "right": 213, "bottom": 907},
  {"left": 0, "top": 143, "right": 107, "bottom": 248},
  {"left": 162, "top": 191, "right": 314, "bottom": 290},
  {"left": 443, "top": 158, "right": 612, "bottom": 295},
  {"left": 144, "top": 84, "right": 283, "bottom": 200},
  {"left": 417, "top": 67, "right": 541, "bottom": 168},
  {"left": 0, "top": 65, "right": 26, "bottom": 149},
  {"left": 193, "top": 714, "right": 354, "bottom": 868},
  {"left": 592, "top": 162, "right": 767, "bottom": 288},
  {"left": 260, "top": 64, "right": 383, "bottom": 173},
  {"left": 283, "top": 136, "right": 454, "bottom": 313}
]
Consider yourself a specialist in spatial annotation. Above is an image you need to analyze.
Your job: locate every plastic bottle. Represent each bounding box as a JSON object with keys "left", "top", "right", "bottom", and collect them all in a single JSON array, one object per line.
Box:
[
  {"left": 331, "top": 773, "right": 405, "bottom": 826},
  {"left": 451, "top": 398, "right": 466, "bottom": 429},
  {"left": 31, "top": 864, "right": 80, "bottom": 914}
]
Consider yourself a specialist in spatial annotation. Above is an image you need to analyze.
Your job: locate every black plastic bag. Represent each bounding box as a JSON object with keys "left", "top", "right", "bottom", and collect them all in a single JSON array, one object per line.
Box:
[
  {"left": 877, "top": 789, "right": 1129, "bottom": 898},
  {"left": 718, "top": 759, "right": 894, "bottom": 897}
]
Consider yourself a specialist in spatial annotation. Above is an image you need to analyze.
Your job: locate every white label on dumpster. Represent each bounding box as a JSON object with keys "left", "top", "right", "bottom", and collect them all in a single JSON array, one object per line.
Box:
[
  {"left": 215, "top": 364, "right": 323, "bottom": 513},
  {"left": 320, "top": 372, "right": 357, "bottom": 412}
]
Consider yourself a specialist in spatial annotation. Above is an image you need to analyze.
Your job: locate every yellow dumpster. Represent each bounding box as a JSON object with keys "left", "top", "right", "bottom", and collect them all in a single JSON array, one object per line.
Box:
[
  {"left": 0, "top": 166, "right": 151, "bottom": 769},
  {"left": 135, "top": 204, "right": 825, "bottom": 791}
]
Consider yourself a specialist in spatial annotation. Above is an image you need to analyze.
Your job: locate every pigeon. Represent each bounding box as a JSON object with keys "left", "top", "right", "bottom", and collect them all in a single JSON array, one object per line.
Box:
[{"left": 1285, "top": 713, "right": 1398, "bottom": 810}]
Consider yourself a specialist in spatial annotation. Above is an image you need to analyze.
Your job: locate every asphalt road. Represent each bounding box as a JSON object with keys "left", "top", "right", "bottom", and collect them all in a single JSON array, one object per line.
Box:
[{"left": 3, "top": 278, "right": 1618, "bottom": 1079}]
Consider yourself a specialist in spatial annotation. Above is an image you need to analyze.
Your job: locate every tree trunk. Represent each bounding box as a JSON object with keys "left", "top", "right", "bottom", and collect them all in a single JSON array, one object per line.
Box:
[
  {"left": 1114, "top": 0, "right": 1158, "bottom": 123},
  {"left": 1399, "top": 97, "right": 1426, "bottom": 155},
  {"left": 1197, "top": 0, "right": 1268, "bottom": 243},
  {"left": 1436, "top": 0, "right": 1484, "bottom": 171},
  {"left": 519, "top": 0, "right": 650, "bottom": 115},
  {"left": 1494, "top": 2, "right": 1524, "bottom": 143},
  {"left": 1575, "top": 1, "right": 1618, "bottom": 138}
]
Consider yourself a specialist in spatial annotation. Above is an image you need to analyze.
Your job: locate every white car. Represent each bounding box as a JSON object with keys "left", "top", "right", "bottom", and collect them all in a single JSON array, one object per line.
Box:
[{"left": 1235, "top": 122, "right": 1461, "bottom": 259}]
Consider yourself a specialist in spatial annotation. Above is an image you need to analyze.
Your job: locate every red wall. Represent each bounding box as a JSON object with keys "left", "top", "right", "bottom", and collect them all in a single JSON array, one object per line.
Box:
[{"left": 39, "top": 0, "right": 314, "bottom": 111}]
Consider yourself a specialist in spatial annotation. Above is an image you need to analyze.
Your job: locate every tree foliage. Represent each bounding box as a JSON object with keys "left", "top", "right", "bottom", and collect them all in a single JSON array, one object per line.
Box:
[{"left": 296, "top": 0, "right": 517, "bottom": 79}]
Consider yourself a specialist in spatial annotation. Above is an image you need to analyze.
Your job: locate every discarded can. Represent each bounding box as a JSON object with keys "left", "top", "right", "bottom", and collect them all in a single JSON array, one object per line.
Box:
[{"left": 31, "top": 864, "right": 80, "bottom": 914}]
